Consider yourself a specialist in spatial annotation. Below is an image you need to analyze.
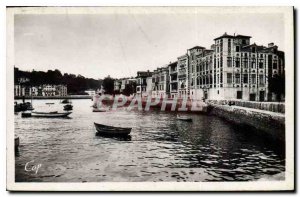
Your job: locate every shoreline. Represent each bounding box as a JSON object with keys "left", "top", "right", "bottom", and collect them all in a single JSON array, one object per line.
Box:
[{"left": 15, "top": 95, "right": 92, "bottom": 100}]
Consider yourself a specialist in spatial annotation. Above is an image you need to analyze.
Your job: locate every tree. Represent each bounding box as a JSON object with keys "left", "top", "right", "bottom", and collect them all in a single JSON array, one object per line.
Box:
[
  {"left": 123, "top": 83, "right": 137, "bottom": 96},
  {"left": 102, "top": 76, "right": 115, "bottom": 95},
  {"left": 268, "top": 74, "right": 285, "bottom": 101}
]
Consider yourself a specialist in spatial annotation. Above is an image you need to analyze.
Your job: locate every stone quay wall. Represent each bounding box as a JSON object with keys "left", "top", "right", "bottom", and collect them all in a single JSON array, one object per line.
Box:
[
  {"left": 208, "top": 99, "right": 285, "bottom": 114},
  {"left": 208, "top": 104, "right": 285, "bottom": 141}
]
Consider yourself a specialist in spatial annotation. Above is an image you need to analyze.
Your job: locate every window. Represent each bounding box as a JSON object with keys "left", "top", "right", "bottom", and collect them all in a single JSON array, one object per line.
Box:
[
  {"left": 259, "top": 61, "right": 264, "bottom": 69},
  {"left": 243, "top": 74, "right": 248, "bottom": 83},
  {"left": 251, "top": 74, "right": 256, "bottom": 84},
  {"left": 243, "top": 58, "right": 248, "bottom": 68},
  {"left": 251, "top": 61, "right": 256, "bottom": 69},
  {"left": 227, "top": 57, "right": 232, "bottom": 67},
  {"left": 227, "top": 73, "right": 232, "bottom": 84},
  {"left": 237, "top": 91, "right": 242, "bottom": 99},
  {"left": 273, "top": 62, "right": 278, "bottom": 69},
  {"left": 220, "top": 73, "right": 223, "bottom": 83},
  {"left": 236, "top": 46, "right": 240, "bottom": 52},
  {"left": 235, "top": 58, "right": 240, "bottom": 67},
  {"left": 252, "top": 47, "right": 256, "bottom": 53},
  {"left": 259, "top": 75, "right": 264, "bottom": 85},
  {"left": 242, "top": 39, "right": 246, "bottom": 44},
  {"left": 235, "top": 74, "right": 240, "bottom": 83}
]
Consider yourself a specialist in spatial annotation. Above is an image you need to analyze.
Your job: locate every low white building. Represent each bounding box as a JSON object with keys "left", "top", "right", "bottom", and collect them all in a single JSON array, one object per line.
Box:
[{"left": 84, "top": 89, "right": 96, "bottom": 96}]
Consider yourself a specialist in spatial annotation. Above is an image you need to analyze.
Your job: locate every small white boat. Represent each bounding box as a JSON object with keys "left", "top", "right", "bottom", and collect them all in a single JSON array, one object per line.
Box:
[
  {"left": 31, "top": 111, "right": 71, "bottom": 118},
  {"left": 177, "top": 115, "right": 193, "bottom": 122}
]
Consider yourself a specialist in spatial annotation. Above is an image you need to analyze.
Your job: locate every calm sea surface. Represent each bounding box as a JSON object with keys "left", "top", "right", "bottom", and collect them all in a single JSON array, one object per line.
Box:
[{"left": 15, "top": 99, "right": 285, "bottom": 182}]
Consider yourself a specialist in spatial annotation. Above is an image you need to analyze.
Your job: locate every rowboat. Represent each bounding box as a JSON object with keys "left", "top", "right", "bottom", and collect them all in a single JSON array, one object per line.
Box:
[
  {"left": 21, "top": 111, "right": 32, "bottom": 117},
  {"left": 93, "top": 108, "right": 106, "bottom": 112},
  {"left": 94, "top": 122, "right": 131, "bottom": 136},
  {"left": 31, "top": 111, "right": 72, "bottom": 118},
  {"left": 177, "top": 115, "right": 193, "bottom": 122}
]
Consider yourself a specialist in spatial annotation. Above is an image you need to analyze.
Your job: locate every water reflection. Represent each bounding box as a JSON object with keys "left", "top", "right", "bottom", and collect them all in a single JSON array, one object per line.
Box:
[
  {"left": 14, "top": 99, "right": 285, "bottom": 182},
  {"left": 95, "top": 133, "right": 132, "bottom": 141}
]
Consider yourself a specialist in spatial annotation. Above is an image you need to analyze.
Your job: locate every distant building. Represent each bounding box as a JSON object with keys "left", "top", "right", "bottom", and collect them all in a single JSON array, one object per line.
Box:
[
  {"left": 114, "top": 79, "right": 121, "bottom": 93},
  {"left": 152, "top": 66, "right": 169, "bottom": 98},
  {"left": 84, "top": 89, "right": 96, "bottom": 96},
  {"left": 42, "top": 85, "right": 56, "bottom": 96},
  {"left": 56, "top": 85, "right": 68, "bottom": 96},
  {"left": 136, "top": 71, "right": 152, "bottom": 97}
]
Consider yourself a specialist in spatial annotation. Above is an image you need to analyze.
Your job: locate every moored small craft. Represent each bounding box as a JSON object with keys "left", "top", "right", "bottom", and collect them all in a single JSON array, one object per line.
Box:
[
  {"left": 64, "top": 104, "right": 73, "bottom": 111},
  {"left": 94, "top": 122, "right": 131, "bottom": 136},
  {"left": 21, "top": 111, "right": 32, "bottom": 117},
  {"left": 92, "top": 108, "right": 106, "bottom": 112},
  {"left": 177, "top": 115, "right": 193, "bottom": 122},
  {"left": 31, "top": 111, "right": 71, "bottom": 118}
]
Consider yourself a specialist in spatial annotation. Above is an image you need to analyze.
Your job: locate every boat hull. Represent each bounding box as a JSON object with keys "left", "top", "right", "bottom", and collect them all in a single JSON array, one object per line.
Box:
[
  {"left": 94, "top": 123, "right": 131, "bottom": 136},
  {"left": 177, "top": 116, "right": 193, "bottom": 122},
  {"left": 31, "top": 112, "right": 72, "bottom": 118}
]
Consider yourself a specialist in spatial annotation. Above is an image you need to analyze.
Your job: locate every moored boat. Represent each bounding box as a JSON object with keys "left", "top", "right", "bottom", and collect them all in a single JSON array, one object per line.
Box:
[
  {"left": 31, "top": 111, "right": 71, "bottom": 118},
  {"left": 63, "top": 104, "right": 73, "bottom": 111},
  {"left": 177, "top": 115, "right": 193, "bottom": 122},
  {"left": 94, "top": 122, "right": 131, "bottom": 136},
  {"left": 21, "top": 111, "right": 32, "bottom": 117},
  {"left": 92, "top": 108, "right": 106, "bottom": 112}
]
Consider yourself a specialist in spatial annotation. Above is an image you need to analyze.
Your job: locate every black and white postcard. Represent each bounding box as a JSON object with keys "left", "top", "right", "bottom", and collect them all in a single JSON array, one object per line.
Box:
[{"left": 6, "top": 6, "right": 294, "bottom": 191}]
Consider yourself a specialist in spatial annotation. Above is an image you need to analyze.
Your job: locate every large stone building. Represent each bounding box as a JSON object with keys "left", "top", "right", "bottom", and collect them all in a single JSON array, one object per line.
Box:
[{"left": 189, "top": 33, "right": 285, "bottom": 101}]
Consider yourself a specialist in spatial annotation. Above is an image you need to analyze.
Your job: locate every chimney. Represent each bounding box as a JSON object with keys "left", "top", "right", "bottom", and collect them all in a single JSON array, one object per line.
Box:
[{"left": 268, "top": 43, "right": 274, "bottom": 48}]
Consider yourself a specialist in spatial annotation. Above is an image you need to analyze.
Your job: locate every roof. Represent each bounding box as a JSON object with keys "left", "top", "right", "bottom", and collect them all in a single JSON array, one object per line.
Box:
[
  {"left": 235, "top": 34, "right": 252, "bottom": 38},
  {"left": 214, "top": 32, "right": 234, "bottom": 40},
  {"left": 214, "top": 32, "right": 251, "bottom": 40},
  {"left": 188, "top": 46, "right": 206, "bottom": 50}
]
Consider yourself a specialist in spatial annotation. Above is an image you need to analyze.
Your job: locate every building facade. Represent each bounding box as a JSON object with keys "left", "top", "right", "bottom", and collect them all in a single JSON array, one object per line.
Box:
[
  {"left": 136, "top": 71, "right": 152, "bottom": 97},
  {"left": 168, "top": 61, "right": 178, "bottom": 98},
  {"left": 177, "top": 54, "right": 189, "bottom": 98},
  {"left": 152, "top": 66, "right": 169, "bottom": 98},
  {"left": 190, "top": 33, "right": 285, "bottom": 101},
  {"left": 133, "top": 32, "right": 284, "bottom": 102}
]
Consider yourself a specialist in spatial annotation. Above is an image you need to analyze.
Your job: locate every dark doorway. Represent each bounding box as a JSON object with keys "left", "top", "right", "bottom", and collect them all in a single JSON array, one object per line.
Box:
[
  {"left": 250, "top": 93, "right": 256, "bottom": 101},
  {"left": 259, "top": 91, "right": 265, "bottom": 101},
  {"left": 237, "top": 91, "right": 242, "bottom": 99},
  {"left": 204, "top": 91, "right": 208, "bottom": 99}
]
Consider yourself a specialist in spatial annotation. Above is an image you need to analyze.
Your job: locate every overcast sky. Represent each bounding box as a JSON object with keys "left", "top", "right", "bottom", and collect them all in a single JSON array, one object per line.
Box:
[{"left": 14, "top": 8, "right": 285, "bottom": 79}]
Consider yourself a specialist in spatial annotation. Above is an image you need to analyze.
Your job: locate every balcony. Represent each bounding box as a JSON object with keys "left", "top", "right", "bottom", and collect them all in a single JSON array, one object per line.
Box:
[{"left": 178, "top": 74, "right": 186, "bottom": 79}]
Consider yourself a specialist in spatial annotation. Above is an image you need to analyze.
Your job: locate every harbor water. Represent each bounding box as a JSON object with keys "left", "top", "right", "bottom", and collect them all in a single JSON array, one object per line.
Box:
[{"left": 15, "top": 99, "right": 285, "bottom": 182}]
